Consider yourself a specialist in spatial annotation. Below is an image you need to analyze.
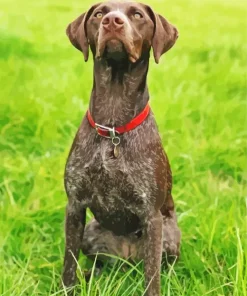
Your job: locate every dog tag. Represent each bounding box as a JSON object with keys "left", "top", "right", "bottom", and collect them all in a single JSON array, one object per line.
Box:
[
  {"left": 114, "top": 145, "right": 119, "bottom": 158},
  {"left": 112, "top": 137, "right": 120, "bottom": 158}
]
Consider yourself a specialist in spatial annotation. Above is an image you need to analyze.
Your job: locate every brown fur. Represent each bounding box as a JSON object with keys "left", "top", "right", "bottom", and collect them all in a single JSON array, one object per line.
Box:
[{"left": 62, "top": 2, "right": 180, "bottom": 295}]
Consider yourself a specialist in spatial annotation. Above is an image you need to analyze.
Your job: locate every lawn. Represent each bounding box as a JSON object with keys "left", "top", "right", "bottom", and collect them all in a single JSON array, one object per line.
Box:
[{"left": 0, "top": 0, "right": 246, "bottom": 295}]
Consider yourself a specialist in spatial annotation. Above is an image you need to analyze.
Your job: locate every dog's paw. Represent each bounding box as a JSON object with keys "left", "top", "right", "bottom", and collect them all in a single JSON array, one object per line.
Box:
[
  {"left": 163, "top": 240, "right": 180, "bottom": 257},
  {"left": 84, "top": 267, "right": 102, "bottom": 283},
  {"left": 162, "top": 215, "right": 181, "bottom": 264}
]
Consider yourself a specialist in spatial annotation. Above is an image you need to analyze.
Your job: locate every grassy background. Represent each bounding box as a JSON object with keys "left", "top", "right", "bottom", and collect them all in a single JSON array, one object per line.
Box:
[{"left": 0, "top": 0, "right": 246, "bottom": 295}]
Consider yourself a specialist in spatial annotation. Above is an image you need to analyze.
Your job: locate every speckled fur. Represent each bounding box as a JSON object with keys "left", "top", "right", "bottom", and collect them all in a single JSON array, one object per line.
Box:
[
  {"left": 82, "top": 211, "right": 180, "bottom": 262},
  {"left": 62, "top": 2, "right": 180, "bottom": 296}
]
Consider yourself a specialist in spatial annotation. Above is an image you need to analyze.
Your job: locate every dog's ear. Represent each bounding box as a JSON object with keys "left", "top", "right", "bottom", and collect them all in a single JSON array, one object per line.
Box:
[
  {"left": 152, "top": 14, "right": 178, "bottom": 63},
  {"left": 66, "top": 4, "right": 100, "bottom": 61},
  {"left": 146, "top": 7, "right": 179, "bottom": 64}
]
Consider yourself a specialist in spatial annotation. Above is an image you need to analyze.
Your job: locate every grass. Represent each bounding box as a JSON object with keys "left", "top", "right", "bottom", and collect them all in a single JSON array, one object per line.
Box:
[{"left": 0, "top": 0, "right": 246, "bottom": 295}]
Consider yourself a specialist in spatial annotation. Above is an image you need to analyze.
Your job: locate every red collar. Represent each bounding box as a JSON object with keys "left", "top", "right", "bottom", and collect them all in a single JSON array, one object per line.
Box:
[{"left": 87, "top": 103, "right": 150, "bottom": 138}]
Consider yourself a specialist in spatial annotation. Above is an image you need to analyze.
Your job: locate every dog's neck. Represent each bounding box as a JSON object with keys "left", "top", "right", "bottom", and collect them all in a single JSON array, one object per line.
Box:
[{"left": 89, "top": 53, "right": 150, "bottom": 126}]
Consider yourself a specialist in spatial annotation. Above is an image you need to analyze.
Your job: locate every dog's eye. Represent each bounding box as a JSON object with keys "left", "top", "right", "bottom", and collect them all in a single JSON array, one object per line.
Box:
[
  {"left": 134, "top": 12, "right": 143, "bottom": 19},
  {"left": 95, "top": 12, "right": 103, "bottom": 19}
]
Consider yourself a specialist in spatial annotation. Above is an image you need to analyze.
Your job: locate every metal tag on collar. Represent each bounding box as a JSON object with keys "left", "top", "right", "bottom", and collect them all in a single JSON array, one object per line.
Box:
[
  {"left": 94, "top": 123, "right": 121, "bottom": 158},
  {"left": 112, "top": 136, "right": 120, "bottom": 158}
]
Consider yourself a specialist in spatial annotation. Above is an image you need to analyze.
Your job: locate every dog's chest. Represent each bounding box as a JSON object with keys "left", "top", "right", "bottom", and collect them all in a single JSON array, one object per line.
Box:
[{"left": 65, "top": 139, "right": 154, "bottom": 234}]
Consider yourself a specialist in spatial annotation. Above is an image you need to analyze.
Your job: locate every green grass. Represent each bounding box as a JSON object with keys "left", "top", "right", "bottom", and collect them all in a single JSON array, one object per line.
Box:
[{"left": 0, "top": 0, "right": 246, "bottom": 295}]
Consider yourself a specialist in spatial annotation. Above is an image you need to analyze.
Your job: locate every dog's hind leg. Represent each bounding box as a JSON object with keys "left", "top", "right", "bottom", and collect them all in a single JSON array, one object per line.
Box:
[
  {"left": 81, "top": 218, "right": 141, "bottom": 281},
  {"left": 81, "top": 218, "right": 125, "bottom": 263},
  {"left": 160, "top": 193, "right": 181, "bottom": 265}
]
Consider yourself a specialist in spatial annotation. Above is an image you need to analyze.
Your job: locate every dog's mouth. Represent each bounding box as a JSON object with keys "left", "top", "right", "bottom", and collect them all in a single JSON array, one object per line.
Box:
[{"left": 96, "top": 31, "right": 140, "bottom": 63}]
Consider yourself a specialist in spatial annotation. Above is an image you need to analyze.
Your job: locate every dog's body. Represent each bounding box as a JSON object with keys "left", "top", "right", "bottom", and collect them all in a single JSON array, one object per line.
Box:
[{"left": 62, "top": 2, "right": 181, "bottom": 295}]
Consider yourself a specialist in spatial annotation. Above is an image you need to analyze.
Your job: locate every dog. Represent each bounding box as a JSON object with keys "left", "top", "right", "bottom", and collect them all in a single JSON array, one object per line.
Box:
[{"left": 62, "top": 2, "right": 180, "bottom": 295}]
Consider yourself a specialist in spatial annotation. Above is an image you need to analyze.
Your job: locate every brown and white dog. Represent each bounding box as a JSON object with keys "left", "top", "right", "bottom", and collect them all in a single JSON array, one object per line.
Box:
[{"left": 62, "top": 2, "right": 180, "bottom": 295}]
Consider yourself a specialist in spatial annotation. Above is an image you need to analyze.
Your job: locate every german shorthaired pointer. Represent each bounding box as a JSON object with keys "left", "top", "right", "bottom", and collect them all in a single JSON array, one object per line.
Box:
[{"left": 62, "top": 2, "right": 180, "bottom": 295}]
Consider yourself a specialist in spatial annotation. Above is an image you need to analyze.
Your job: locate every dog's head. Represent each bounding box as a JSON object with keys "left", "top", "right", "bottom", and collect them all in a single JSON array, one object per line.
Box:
[{"left": 66, "top": 1, "right": 178, "bottom": 64}]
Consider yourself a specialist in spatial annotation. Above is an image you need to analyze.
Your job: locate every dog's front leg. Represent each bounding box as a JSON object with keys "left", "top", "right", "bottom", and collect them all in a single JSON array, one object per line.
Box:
[
  {"left": 62, "top": 201, "right": 86, "bottom": 287},
  {"left": 143, "top": 211, "right": 163, "bottom": 296}
]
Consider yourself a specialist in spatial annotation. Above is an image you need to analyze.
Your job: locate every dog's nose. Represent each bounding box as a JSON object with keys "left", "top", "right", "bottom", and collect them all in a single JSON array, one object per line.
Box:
[{"left": 102, "top": 12, "right": 124, "bottom": 31}]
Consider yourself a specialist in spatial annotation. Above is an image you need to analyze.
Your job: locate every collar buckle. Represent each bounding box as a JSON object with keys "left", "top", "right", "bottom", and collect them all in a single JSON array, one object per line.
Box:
[{"left": 95, "top": 123, "right": 119, "bottom": 139}]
